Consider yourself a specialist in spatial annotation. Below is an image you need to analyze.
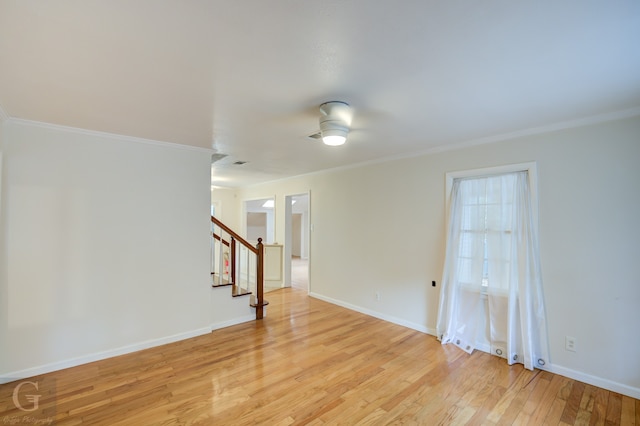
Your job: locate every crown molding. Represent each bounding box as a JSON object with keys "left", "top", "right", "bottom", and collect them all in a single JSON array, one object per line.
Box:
[
  {"left": 0, "top": 103, "right": 9, "bottom": 124},
  {"left": 7, "top": 117, "right": 214, "bottom": 154},
  {"left": 423, "top": 105, "right": 640, "bottom": 156},
  {"left": 245, "top": 106, "right": 640, "bottom": 189}
]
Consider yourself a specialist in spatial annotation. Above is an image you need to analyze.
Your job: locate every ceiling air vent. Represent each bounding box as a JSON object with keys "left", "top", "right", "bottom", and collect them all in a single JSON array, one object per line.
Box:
[{"left": 211, "top": 153, "right": 228, "bottom": 164}]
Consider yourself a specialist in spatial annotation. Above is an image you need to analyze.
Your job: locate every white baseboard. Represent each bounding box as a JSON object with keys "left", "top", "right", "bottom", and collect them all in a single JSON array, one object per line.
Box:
[
  {"left": 469, "top": 345, "right": 640, "bottom": 398},
  {"left": 308, "top": 292, "right": 640, "bottom": 400},
  {"left": 0, "top": 327, "right": 211, "bottom": 384},
  {"left": 309, "top": 292, "right": 436, "bottom": 336},
  {"left": 545, "top": 363, "right": 640, "bottom": 399},
  {"left": 210, "top": 314, "right": 256, "bottom": 331}
]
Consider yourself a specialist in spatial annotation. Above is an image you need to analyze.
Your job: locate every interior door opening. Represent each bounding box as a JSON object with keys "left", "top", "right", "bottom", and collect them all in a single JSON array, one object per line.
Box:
[
  {"left": 244, "top": 197, "right": 275, "bottom": 244},
  {"left": 285, "top": 193, "right": 309, "bottom": 292}
]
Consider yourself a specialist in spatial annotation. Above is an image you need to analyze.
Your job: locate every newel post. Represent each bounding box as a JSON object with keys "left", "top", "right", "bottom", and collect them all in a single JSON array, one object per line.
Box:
[{"left": 256, "top": 238, "right": 264, "bottom": 320}]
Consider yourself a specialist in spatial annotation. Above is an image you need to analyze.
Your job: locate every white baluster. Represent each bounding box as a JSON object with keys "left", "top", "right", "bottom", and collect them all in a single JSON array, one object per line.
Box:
[
  {"left": 237, "top": 244, "right": 242, "bottom": 290},
  {"left": 219, "top": 232, "right": 225, "bottom": 284}
]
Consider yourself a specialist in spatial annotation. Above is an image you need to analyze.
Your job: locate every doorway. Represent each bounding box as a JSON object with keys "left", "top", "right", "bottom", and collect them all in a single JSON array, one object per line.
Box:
[
  {"left": 243, "top": 197, "right": 275, "bottom": 244},
  {"left": 285, "top": 193, "right": 309, "bottom": 291}
]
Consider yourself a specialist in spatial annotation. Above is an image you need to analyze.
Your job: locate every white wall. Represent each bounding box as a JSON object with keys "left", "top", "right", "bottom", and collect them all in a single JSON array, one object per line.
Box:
[
  {"left": 0, "top": 121, "right": 214, "bottom": 379},
  {"left": 236, "top": 115, "right": 640, "bottom": 398},
  {"left": 0, "top": 118, "right": 5, "bottom": 376},
  {"left": 211, "top": 187, "right": 239, "bottom": 230},
  {"left": 246, "top": 212, "right": 267, "bottom": 242}
]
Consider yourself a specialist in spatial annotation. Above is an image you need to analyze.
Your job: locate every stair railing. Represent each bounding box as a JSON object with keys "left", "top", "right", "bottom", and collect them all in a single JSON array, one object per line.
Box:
[{"left": 211, "top": 216, "right": 266, "bottom": 319}]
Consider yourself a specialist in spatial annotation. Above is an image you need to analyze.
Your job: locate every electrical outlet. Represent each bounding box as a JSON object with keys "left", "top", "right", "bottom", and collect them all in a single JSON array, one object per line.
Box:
[
  {"left": 375, "top": 291, "right": 380, "bottom": 301},
  {"left": 565, "top": 336, "right": 576, "bottom": 352}
]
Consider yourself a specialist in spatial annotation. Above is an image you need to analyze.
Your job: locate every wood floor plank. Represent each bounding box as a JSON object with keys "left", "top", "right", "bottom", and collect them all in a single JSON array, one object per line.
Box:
[
  {"left": 513, "top": 372, "right": 552, "bottom": 424},
  {"left": 605, "top": 392, "right": 623, "bottom": 425},
  {"left": 544, "top": 398, "right": 568, "bottom": 426},
  {"left": 527, "top": 374, "right": 567, "bottom": 425},
  {"left": 581, "top": 384, "right": 598, "bottom": 413},
  {"left": 1, "top": 287, "right": 638, "bottom": 425},
  {"left": 485, "top": 367, "right": 537, "bottom": 424},
  {"left": 495, "top": 374, "right": 539, "bottom": 425},
  {"left": 574, "top": 408, "right": 592, "bottom": 425},
  {"left": 621, "top": 395, "right": 636, "bottom": 426},
  {"left": 465, "top": 385, "right": 507, "bottom": 425},
  {"left": 589, "top": 387, "right": 610, "bottom": 426},
  {"left": 561, "top": 380, "right": 586, "bottom": 424}
]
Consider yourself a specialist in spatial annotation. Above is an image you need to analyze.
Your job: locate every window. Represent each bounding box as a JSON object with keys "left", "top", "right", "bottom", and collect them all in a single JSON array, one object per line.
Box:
[
  {"left": 456, "top": 174, "right": 517, "bottom": 292},
  {"left": 438, "top": 162, "right": 549, "bottom": 370}
]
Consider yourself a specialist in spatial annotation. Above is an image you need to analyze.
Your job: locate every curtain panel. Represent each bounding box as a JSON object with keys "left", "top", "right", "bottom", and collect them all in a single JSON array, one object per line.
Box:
[{"left": 436, "top": 171, "right": 549, "bottom": 370}]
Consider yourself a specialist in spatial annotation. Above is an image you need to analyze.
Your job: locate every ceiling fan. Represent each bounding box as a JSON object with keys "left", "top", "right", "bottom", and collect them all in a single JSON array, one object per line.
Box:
[{"left": 308, "top": 101, "right": 353, "bottom": 146}]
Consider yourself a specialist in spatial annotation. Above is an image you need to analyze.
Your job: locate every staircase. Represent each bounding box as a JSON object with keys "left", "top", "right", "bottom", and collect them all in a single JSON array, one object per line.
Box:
[{"left": 211, "top": 216, "right": 268, "bottom": 319}]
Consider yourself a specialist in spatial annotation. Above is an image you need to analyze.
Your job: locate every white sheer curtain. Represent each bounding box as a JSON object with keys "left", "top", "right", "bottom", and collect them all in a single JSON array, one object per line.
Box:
[{"left": 436, "top": 170, "right": 549, "bottom": 370}]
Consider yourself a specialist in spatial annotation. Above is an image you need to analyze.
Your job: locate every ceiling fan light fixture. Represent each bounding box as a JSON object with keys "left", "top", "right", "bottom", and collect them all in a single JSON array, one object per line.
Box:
[
  {"left": 322, "top": 135, "right": 347, "bottom": 146},
  {"left": 319, "top": 101, "right": 352, "bottom": 146},
  {"left": 320, "top": 124, "right": 348, "bottom": 146}
]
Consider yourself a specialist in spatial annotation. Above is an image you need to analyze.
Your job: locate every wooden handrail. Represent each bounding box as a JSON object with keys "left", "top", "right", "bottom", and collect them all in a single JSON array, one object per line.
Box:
[
  {"left": 211, "top": 216, "right": 265, "bottom": 320},
  {"left": 211, "top": 216, "right": 257, "bottom": 254}
]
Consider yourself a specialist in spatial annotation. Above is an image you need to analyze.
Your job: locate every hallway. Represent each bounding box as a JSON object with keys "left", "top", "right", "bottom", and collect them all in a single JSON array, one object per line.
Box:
[{"left": 290, "top": 256, "right": 308, "bottom": 291}]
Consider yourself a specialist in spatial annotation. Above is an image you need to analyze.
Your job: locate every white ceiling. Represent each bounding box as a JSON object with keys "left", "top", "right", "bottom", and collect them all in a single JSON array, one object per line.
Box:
[{"left": 1, "top": 1, "right": 639, "bottom": 187}]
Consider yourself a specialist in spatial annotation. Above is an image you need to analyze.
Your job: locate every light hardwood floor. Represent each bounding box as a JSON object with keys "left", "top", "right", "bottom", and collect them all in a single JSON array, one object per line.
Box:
[{"left": 1, "top": 288, "right": 638, "bottom": 425}]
